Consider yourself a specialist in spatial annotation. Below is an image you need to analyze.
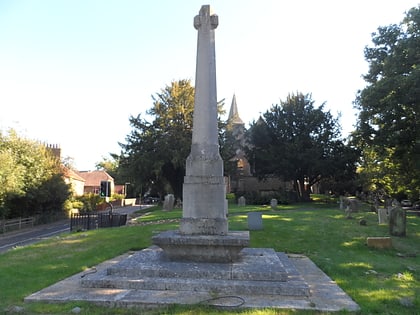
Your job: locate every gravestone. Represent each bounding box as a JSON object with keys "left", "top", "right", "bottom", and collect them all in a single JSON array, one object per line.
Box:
[
  {"left": 270, "top": 198, "right": 278, "bottom": 209},
  {"left": 163, "top": 194, "right": 175, "bottom": 211},
  {"left": 248, "top": 212, "right": 263, "bottom": 230},
  {"left": 378, "top": 208, "right": 388, "bottom": 224},
  {"left": 238, "top": 196, "right": 246, "bottom": 206},
  {"left": 389, "top": 206, "right": 406, "bottom": 236},
  {"left": 339, "top": 196, "right": 345, "bottom": 210},
  {"left": 345, "top": 198, "right": 359, "bottom": 219}
]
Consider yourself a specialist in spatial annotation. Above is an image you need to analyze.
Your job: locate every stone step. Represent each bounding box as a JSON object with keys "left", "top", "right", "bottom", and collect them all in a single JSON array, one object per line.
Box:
[
  {"left": 81, "top": 275, "right": 310, "bottom": 297},
  {"left": 81, "top": 247, "right": 310, "bottom": 297},
  {"left": 106, "top": 247, "right": 288, "bottom": 282}
]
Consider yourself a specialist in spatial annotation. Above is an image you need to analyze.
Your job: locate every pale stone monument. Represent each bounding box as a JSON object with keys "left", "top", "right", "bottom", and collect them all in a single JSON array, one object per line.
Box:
[{"left": 152, "top": 4, "right": 249, "bottom": 263}]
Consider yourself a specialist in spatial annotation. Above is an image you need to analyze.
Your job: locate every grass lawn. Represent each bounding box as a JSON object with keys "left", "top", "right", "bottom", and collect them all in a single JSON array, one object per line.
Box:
[{"left": 0, "top": 201, "right": 419, "bottom": 315}]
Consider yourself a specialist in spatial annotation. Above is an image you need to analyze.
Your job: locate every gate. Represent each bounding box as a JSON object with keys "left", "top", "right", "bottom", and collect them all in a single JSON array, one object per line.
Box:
[{"left": 70, "top": 212, "right": 127, "bottom": 231}]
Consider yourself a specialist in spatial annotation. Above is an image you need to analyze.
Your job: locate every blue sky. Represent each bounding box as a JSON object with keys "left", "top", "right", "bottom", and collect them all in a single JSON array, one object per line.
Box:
[{"left": 0, "top": 0, "right": 418, "bottom": 170}]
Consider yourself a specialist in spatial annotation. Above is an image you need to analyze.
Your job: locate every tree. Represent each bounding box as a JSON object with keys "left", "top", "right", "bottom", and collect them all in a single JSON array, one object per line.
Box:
[
  {"left": 246, "top": 92, "right": 357, "bottom": 201},
  {"left": 353, "top": 6, "right": 420, "bottom": 199},
  {"left": 118, "top": 80, "right": 195, "bottom": 200},
  {"left": 117, "top": 79, "right": 228, "bottom": 200},
  {"left": 0, "top": 130, "right": 71, "bottom": 219}
]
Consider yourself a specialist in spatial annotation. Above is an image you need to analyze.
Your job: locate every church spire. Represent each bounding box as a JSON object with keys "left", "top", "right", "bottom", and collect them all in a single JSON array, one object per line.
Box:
[{"left": 228, "top": 94, "right": 244, "bottom": 125}]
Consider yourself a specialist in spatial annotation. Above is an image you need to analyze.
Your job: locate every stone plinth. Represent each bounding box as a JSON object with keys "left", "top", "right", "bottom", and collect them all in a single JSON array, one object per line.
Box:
[
  {"left": 152, "top": 230, "right": 249, "bottom": 263},
  {"left": 80, "top": 246, "right": 308, "bottom": 297}
]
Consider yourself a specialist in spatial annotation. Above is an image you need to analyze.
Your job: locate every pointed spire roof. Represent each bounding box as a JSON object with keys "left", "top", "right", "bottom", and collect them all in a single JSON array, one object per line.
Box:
[{"left": 228, "top": 94, "right": 244, "bottom": 125}]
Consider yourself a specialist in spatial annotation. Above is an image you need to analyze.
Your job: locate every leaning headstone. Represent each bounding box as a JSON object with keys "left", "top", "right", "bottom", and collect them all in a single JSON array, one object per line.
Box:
[
  {"left": 270, "top": 198, "right": 278, "bottom": 209},
  {"left": 163, "top": 194, "right": 175, "bottom": 211},
  {"left": 238, "top": 196, "right": 246, "bottom": 207},
  {"left": 378, "top": 208, "right": 388, "bottom": 224},
  {"left": 248, "top": 212, "right": 263, "bottom": 230},
  {"left": 389, "top": 206, "right": 406, "bottom": 236},
  {"left": 345, "top": 198, "right": 359, "bottom": 219}
]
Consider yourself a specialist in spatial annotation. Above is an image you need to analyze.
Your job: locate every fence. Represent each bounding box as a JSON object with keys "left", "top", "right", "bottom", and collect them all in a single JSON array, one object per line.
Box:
[
  {"left": 70, "top": 212, "right": 127, "bottom": 232},
  {"left": 1, "top": 217, "right": 34, "bottom": 233}
]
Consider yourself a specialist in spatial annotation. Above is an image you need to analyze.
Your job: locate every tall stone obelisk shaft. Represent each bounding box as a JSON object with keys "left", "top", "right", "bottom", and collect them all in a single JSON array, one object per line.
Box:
[{"left": 180, "top": 5, "right": 228, "bottom": 235}]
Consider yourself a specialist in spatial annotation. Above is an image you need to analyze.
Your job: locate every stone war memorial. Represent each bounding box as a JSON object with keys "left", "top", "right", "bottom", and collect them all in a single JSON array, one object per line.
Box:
[{"left": 25, "top": 5, "right": 359, "bottom": 312}]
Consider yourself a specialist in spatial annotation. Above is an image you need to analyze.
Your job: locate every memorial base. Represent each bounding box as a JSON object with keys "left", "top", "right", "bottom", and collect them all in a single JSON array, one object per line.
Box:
[{"left": 152, "top": 230, "right": 249, "bottom": 262}]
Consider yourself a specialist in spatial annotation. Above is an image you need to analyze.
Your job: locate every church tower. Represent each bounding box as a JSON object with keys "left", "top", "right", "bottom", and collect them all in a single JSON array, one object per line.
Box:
[{"left": 227, "top": 94, "right": 251, "bottom": 176}]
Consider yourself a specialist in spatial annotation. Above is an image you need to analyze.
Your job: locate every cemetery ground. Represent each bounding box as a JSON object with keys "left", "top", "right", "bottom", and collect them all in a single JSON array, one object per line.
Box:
[{"left": 0, "top": 198, "right": 419, "bottom": 315}]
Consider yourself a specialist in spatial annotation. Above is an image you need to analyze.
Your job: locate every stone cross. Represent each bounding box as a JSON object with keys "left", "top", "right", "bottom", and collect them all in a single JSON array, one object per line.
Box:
[
  {"left": 180, "top": 5, "right": 228, "bottom": 236},
  {"left": 152, "top": 5, "right": 249, "bottom": 263}
]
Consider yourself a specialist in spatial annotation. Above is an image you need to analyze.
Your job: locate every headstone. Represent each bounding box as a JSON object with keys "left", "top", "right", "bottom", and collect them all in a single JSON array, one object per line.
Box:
[
  {"left": 345, "top": 198, "right": 359, "bottom": 218},
  {"left": 238, "top": 196, "right": 246, "bottom": 207},
  {"left": 389, "top": 206, "right": 406, "bottom": 236},
  {"left": 248, "top": 212, "right": 263, "bottom": 230},
  {"left": 163, "top": 194, "right": 175, "bottom": 211},
  {"left": 378, "top": 208, "right": 388, "bottom": 224},
  {"left": 270, "top": 198, "right": 278, "bottom": 209},
  {"left": 339, "top": 196, "right": 345, "bottom": 210}
]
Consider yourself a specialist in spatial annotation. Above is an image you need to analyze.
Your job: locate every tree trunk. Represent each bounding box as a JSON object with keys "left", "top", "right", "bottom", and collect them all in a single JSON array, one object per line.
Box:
[{"left": 296, "top": 178, "right": 311, "bottom": 202}]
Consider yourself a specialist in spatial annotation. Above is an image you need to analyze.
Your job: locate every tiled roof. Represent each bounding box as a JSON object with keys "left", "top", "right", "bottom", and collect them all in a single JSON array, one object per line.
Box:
[
  {"left": 62, "top": 167, "right": 86, "bottom": 182},
  {"left": 77, "top": 170, "right": 114, "bottom": 186}
]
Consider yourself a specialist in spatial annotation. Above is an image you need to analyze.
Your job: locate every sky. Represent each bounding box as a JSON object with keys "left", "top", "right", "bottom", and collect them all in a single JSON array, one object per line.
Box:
[{"left": 0, "top": 0, "right": 418, "bottom": 170}]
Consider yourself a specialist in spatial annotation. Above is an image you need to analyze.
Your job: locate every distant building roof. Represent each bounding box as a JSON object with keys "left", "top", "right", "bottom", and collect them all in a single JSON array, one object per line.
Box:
[
  {"left": 62, "top": 167, "right": 85, "bottom": 182},
  {"left": 77, "top": 170, "right": 113, "bottom": 186}
]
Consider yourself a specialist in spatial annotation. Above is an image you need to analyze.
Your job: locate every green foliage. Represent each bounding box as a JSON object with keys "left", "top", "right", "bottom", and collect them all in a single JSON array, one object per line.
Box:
[
  {"left": 247, "top": 92, "right": 358, "bottom": 201},
  {"left": 76, "top": 193, "right": 102, "bottom": 212},
  {"left": 237, "top": 190, "right": 297, "bottom": 205},
  {"left": 353, "top": 5, "right": 420, "bottom": 200},
  {"left": 117, "top": 80, "right": 227, "bottom": 200},
  {"left": 118, "top": 80, "right": 195, "bottom": 200},
  {"left": 0, "top": 130, "right": 71, "bottom": 219}
]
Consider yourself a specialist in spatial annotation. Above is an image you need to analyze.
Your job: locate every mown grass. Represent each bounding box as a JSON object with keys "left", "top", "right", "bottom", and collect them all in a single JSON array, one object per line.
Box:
[{"left": 0, "top": 202, "right": 419, "bottom": 314}]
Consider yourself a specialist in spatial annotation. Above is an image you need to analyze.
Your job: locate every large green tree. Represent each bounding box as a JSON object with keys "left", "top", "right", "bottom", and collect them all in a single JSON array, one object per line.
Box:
[
  {"left": 0, "top": 130, "right": 70, "bottom": 219},
  {"left": 247, "top": 92, "right": 357, "bottom": 201},
  {"left": 353, "top": 6, "right": 420, "bottom": 199},
  {"left": 119, "top": 80, "right": 195, "bottom": 200},
  {"left": 118, "top": 79, "right": 229, "bottom": 200}
]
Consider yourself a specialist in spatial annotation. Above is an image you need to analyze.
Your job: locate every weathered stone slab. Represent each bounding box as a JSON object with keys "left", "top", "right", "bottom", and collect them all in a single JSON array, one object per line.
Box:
[
  {"left": 378, "top": 208, "right": 388, "bottom": 224},
  {"left": 81, "top": 246, "right": 305, "bottom": 296},
  {"left": 106, "top": 247, "right": 286, "bottom": 282},
  {"left": 25, "top": 251, "right": 360, "bottom": 312},
  {"left": 152, "top": 230, "right": 249, "bottom": 262},
  {"left": 366, "top": 237, "right": 393, "bottom": 249},
  {"left": 248, "top": 212, "right": 263, "bottom": 230},
  {"left": 389, "top": 206, "right": 406, "bottom": 236},
  {"left": 163, "top": 194, "right": 175, "bottom": 211}
]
